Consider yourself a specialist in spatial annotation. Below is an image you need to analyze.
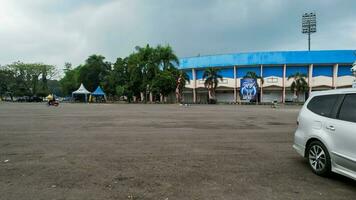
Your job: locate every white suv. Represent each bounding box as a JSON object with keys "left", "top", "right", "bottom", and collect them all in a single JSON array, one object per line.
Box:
[{"left": 293, "top": 88, "right": 356, "bottom": 180}]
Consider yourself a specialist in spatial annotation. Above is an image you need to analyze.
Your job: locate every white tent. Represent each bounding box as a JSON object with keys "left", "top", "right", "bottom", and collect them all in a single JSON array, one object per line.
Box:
[{"left": 72, "top": 83, "right": 91, "bottom": 102}]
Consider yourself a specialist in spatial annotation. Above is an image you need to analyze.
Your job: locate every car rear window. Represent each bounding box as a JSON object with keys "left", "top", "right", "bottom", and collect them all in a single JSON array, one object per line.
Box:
[
  {"left": 338, "top": 94, "right": 356, "bottom": 123},
  {"left": 307, "top": 94, "right": 339, "bottom": 117}
]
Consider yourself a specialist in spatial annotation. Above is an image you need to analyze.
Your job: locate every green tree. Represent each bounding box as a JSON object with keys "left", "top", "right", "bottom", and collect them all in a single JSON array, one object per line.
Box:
[
  {"left": 38, "top": 64, "right": 57, "bottom": 96},
  {"left": 115, "top": 85, "right": 129, "bottom": 100},
  {"left": 78, "top": 55, "right": 111, "bottom": 92},
  {"left": 134, "top": 45, "right": 159, "bottom": 101},
  {"left": 6, "top": 62, "right": 56, "bottom": 97},
  {"left": 151, "top": 70, "right": 176, "bottom": 102},
  {"left": 203, "top": 68, "right": 223, "bottom": 104},
  {"left": 103, "top": 57, "right": 129, "bottom": 98},
  {"left": 288, "top": 72, "right": 308, "bottom": 102},
  {"left": 126, "top": 53, "right": 144, "bottom": 102},
  {"left": 58, "top": 44, "right": 180, "bottom": 103},
  {"left": 156, "top": 45, "right": 179, "bottom": 71},
  {"left": 0, "top": 67, "right": 15, "bottom": 100},
  {"left": 114, "top": 58, "right": 129, "bottom": 86},
  {"left": 47, "top": 80, "right": 63, "bottom": 97},
  {"left": 60, "top": 63, "right": 80, "bottom": 96}
]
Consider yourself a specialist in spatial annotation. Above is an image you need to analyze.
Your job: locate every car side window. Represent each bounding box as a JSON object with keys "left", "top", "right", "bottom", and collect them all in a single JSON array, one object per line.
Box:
[
  {"left": 307, "top": 94, "right": 339, "bottom": 118},
  {"left": 338, "top": 94, "right": 356, "bottom": 123}
]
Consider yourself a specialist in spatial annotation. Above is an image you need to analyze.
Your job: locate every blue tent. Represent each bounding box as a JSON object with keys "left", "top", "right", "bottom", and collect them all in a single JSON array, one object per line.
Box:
[
  {"left": 92, "top": 86, "right": 106, "bottom": 96},
  {"left": 91, "top": 86, "right": 106, "bottom": 102}
]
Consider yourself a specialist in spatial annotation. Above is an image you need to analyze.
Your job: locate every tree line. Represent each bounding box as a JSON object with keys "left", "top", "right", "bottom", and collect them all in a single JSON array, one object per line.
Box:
[
  {"left": 60, "top": 44, "right": 189, "bottom": 103},
  {"left": 0, "top": 43, "right": 308, "bottom": 103},
  {"left": 0, "top": 62, "right": 58, "bottom": 100},
  {"left": 0, "top": 44, "right": 189, "bottom": 103}
]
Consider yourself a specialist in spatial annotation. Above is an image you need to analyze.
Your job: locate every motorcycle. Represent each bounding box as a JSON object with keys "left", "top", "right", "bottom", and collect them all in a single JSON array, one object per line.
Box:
[{"left": 48, "top": 100, "right": 59, "bottom": 107}]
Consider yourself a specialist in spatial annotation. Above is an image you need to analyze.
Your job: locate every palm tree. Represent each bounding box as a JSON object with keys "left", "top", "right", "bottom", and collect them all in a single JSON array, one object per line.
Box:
[
  {"left": 244, "top": 71, "right": 264, "bottom": 86},
  {"left": 175, "top": 70, "right": 189, "bottom": 103},
  {"left": 134, "top": 45, "right": 159, "bottom": 102},
  {"left": 156, "top": 45, "right": 179, "bottom": 70},
  {"left": 134, "top": 44, "right": 179, "bottom": 102},
  {"left": 244, "top": 71, "right": 264, "bottom": 102},
  {"left": 288, "top": 72, "right": 308, "bottom": 102},
  {"left": 203, "top": 68, "right": 223, "bottom": 104}
]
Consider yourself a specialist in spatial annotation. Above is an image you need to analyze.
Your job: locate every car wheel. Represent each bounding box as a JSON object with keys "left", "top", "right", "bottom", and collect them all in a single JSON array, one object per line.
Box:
[{"left": 307, "top": 141, "right": 331, "bottom": 176}]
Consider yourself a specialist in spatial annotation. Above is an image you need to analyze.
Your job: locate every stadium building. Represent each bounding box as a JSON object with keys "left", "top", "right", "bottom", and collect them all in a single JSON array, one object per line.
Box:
[{"left": 178, "top": 50, "right": 356, "bottom": 103}]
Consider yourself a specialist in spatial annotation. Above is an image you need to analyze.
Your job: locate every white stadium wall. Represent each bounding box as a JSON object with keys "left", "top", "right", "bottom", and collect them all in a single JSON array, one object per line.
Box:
[
  {"left": 312, "top": 76, "right": 333, "bottom": 88},
  {"left": 337, "top": 76, "right": 354, "bottom": 88}
]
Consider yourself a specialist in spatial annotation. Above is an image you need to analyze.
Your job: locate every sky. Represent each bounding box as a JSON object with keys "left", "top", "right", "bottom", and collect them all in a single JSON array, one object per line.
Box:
[{"left": 1, "top": 0, "right": 355, "bottom": 71}]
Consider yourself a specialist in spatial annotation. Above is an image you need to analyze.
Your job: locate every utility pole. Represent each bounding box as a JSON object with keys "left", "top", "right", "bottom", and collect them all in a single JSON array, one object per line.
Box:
[{"left": 302, "top": 12, "right": 317, "bottom": 51}]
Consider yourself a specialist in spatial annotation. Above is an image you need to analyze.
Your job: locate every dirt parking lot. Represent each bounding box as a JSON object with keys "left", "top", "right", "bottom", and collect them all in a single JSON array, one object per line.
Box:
[{"left": 0, "top": 103, "right": 355, "bottom": 200}]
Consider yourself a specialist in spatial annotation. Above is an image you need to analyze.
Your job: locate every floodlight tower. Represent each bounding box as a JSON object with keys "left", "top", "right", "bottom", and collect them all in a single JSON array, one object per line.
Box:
[{"left": 302, "top": 12, "right": 317, "bottom": 51}]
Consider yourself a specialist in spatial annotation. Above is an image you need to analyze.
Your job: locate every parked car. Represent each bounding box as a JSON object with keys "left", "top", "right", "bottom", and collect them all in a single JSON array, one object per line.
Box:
[
  {"left": 29, "top": 96, "right": 43, "bottom": 102},
  {"left": 16, "top": 96, "right": 30, "bottom": 102},
  {"left": 293, "top": 88, "right": 356, "bottom": 180}
]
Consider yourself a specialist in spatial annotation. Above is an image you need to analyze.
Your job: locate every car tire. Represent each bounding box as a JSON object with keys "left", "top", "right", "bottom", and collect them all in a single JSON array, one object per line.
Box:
[{"left": 306, "top": 141, "right": 331, "bottom": 176}]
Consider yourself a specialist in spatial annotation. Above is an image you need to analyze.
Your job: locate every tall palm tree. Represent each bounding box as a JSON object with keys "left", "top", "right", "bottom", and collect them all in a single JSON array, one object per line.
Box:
[
  {"left": 156, "top": 45, "right": 179, "bottom": 70},
  {"left": 134, "top": 44, "right": 179, "bottom": 102},
  {"left": 175, "top": 70, "right": 189, "bottom": 103},
  {"left": 288, "top": 72, "right": 308, "bottom": 102},
  {"left": 203, "top": 68, "right": 223, "bottom": 104},
  {"left": 134, "top": 45, "right": 159, "bottom": 102},
  {"left": 244, "top": 71, "right": 264, "bottom": 102}
]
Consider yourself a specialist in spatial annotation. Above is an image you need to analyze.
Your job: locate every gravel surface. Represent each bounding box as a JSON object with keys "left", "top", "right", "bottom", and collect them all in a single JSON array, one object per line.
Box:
[{"left": 0, "top": 103, "right": 355, "bottom": 200}]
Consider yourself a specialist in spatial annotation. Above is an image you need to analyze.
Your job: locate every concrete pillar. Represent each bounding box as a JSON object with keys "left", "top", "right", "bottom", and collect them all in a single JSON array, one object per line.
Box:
[
  {"left": 233, "top": 66, "right": 237, "bottom": 103},
  {"left": 282, "top": 64, "right": 286, "bottom": 103},
  {"left": 308, "top": 64, "right": 313, "bottom": 95},
  {"left": 260, "top": 65, "right": 263, "bottom": 103},
  {"left": 333, "top": 64, "right": 339, "bottom": 89},
  {"left": 192, "top": 68, "right": 197, "bottom": 103}
]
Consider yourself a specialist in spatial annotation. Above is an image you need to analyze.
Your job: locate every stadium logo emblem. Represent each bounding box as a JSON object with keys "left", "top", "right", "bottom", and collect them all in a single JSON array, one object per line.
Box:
[{"left": 240, "top": 78, "right": 258, "bottom": 100}]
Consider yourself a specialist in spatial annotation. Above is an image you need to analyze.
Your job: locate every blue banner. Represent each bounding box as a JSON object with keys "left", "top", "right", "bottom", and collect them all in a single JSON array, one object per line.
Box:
[{"left": 240, "top": 78, "right": 258, "bottom": 100}]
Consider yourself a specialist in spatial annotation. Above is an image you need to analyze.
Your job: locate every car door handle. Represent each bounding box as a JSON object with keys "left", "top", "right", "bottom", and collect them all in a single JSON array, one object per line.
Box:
[{"left": 326, "top": 125, "right": 335, "bottom": 131}]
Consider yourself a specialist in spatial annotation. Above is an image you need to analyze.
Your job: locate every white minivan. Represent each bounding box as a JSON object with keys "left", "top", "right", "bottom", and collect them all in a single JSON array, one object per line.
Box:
[{"left": 293, "top": 88, "right": 356, "bottom": 180}]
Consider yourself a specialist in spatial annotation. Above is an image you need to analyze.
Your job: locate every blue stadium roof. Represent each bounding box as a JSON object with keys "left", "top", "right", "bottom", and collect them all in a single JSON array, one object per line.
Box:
[{"left": 179, "top": 50, "right": 356, "bottom": 69}]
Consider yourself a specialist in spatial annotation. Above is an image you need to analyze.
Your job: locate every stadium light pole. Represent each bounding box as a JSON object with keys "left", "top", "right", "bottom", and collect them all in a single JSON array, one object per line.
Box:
[{"left": 302, "top": 12, "right": 317, "bottom": 51}]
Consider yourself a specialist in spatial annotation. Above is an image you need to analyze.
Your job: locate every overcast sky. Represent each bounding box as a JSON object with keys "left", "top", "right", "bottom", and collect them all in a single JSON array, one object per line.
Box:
[{"left": 1, "top": 0, "right": 355, "bottom": 70}]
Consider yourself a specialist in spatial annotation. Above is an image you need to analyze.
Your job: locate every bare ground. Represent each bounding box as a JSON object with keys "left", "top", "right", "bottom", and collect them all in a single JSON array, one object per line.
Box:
[{"left": 0, "top": 103, "right": 355, "bottom": 200}]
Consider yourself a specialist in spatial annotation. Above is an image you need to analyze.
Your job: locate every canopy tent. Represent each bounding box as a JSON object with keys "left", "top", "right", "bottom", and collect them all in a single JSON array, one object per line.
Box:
[
  {"left": 91, "top": 86, "right": 106, "bottom": 102},
  {"left": 72, "top": 83, "right": 91, "bottom": 102},
  {"left": 91, "top": 86, "right": 106, "bottom": 96}
]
